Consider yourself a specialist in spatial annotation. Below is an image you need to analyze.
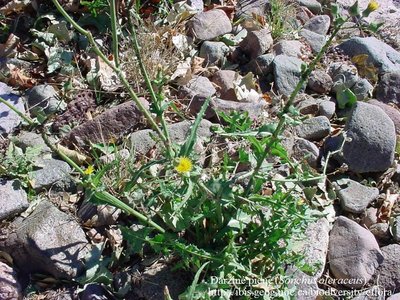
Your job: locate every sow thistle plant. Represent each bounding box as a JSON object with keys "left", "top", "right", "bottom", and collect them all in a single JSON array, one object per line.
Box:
[{"left": 0, "top": 0, "right": 384, "bottom": 298}]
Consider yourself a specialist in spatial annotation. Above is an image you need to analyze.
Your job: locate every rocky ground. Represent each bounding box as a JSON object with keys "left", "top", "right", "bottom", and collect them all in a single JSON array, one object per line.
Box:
[{"left": 1, "top": 0, "right": 400, "bottom": 299}]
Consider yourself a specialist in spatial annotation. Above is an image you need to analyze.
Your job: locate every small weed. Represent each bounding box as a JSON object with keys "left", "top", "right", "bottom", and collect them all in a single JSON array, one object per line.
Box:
[
  {"left": 266, "top": 0, "right": 297, "bottom": 40},
  {"left": 0, "top": 142, "right": 41, "bottom": 188}
]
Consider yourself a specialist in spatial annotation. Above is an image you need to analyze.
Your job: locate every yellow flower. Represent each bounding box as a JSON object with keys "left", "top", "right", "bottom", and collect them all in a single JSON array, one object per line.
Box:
[
  {"left": 84, "top": 165, "right": 95, "bottom": 175},
  {"left": 367, "top": 0, "right": 379, "bottom": 11},
  {"left": 175, "top": 157, "right": 193, "bottom": 173},
  {"left": 363, "top": 0, "right": 379, "bottom": 16}
]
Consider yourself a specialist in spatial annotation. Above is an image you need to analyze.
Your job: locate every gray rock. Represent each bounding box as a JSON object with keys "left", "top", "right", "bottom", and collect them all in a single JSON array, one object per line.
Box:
[
  {"left": 287, "top": 218, "right": 330, "bottom": 299},
  {"left": 392, "top": 215, "right": 400, "bottom": 242},
  {"left": 303, "top": 15, "right": 330, "bottom": 35},
  {"left": 29, "top": 158, "right": 72, "bottom": 191},
  {"left": 388, "top": 293, "right": 400, "bottom": 300},
  {"left": 300, "top": 29, "right": 325, "bottom": 53},
  {"left": 0, "top": 261, "right": 22, "bottom": 300},
  {"left": 368, "top": 99, "right": 400, "bottom": 134},
  {"left": 239, "top": 28, "right": 273, "bottom": 59},
  {"left": 0, "top": 200, "right": 90, "bottom": 279},
  {"left": 235, "top": 0, "right": 270, "bottom": 19},
  {"left": 319, "top": 100, "right": 336, "bottom": 119},
  {"left": 333, "top": 179, "right": 379, "bottom": 214},
  {"left": 295, "top": 116, "right": 331, "bottom": 141},
  {"left": 293, "top": 138, "right": 320, "bottom": 168},
  {"left": 188, "top": 10, "right": 232, "bottom": 40},
  {"left": 352, "top": 78, "right": 373, "bottom": 101},
  {"left": 273, "top": 54, "right": 304, "bottom": 96},
  {"left": 369, "top": 222, "right": 390, "bottom": 242},
  {"left": 376, "top": 244, "right": 400, "bottom": 292},
  {"left": 12, "top": 131, "right": 51, "bottom": 154},
  {"left": 0, "top": 179, "right": 29, "bottom": 221},
  {"left": 0, "top": 82, "right": 25, "bottom": 135},
  {"left": 361, "top": 207, "right": 378, "bottom": 228},
  {"left": 62, "top": 99, "right": 149, "bottom": 147},
  {"left": 341, "top": 102, "right": 396, "bottom": 173},
  {"left": 296, "top": 94, "right": 321, "bottom": 115},
  {"left": 307, "top": 70, "right": 333, "bottom": 94},
  {"left": 245, "top": 54, "right": 275, "bottom": 76},
  {"left": 338, "top": 37, "right": 400, "bottom": 74},
  {"left": 199, "top": 41, "right": 229, "bottom": 66},
  {"left": 328, "top": 62, "right": 359, "bottom": 93},
  {"left": 212, "top": 70, "right": 238, "bottom": 101},
  {"left": 129, "top": 120, "right": 213, "bottom": 155},
  {"left": 210, "top": 98, "right": 266, "bottom": 120},
  {"left": 179, "top": 76, "right": 216, "bottom": 100},
  {"left": 27, "top": 84, "right": 63, "bottom": 116},
  {"left": 328, "top": 216, "right": 384, "bottom": 288},
  {"left": 297, "top": 0, "right": 322, "bottom": 14},
  {"left": 376, "top": 71, "right": 400, "bottom": 105},
  {"left": 187, "top": 0, "right": 204, "bottom": 10},
  {"left": 273, "top": 40, "right": 305, "bottom": 58}
]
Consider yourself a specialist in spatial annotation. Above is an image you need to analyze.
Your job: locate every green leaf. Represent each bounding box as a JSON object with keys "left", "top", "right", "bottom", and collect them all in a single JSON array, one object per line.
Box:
[
  {"left": 331, "top": 4, "right": 339, "bottom": 18},
  {"left": 368, "top": 22, "right": 384, "bottom": 33},
  {"left": 179, "top": 97, "right": 211, "bottom": 157},
  {"left": 349, "top": 0, "right": 360, "bottom": 16},
  {"left": 185, "top": 262, "right": 210, "bottom": 300},
  {"left": 336, "top": 88, "right": 357, "bottom": 109}
]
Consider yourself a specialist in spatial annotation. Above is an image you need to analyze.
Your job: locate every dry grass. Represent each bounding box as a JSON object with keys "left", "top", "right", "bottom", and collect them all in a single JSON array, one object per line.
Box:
[{"left": 120, "top": 22, "right": 182, "bottom": 95}]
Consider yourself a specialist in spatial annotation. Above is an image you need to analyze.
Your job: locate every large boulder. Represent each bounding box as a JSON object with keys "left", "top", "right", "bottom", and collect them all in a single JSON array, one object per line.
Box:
[
  {"left": 328, "top": 216, "right": 384, "bottom": 288},
  {"left": 188, "top": 10, "right": 232, "bottom": 41},
  {"left": 273, "top": 55, "right": 304, "bottom": 96},
  {"left": 341, "top": 102, "right": 396, "bottom": 173},
  {"left": 376, "top": 71, "right": 400, "bottom": 106},
  {"left": 338, "top": 37, "right": 400, "bottom": 74}
]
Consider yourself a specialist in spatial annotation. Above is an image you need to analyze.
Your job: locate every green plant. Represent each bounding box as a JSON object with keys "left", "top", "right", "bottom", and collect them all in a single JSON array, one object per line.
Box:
[
  {"left": 266, "top": 0, "right": 297, "bottom": 40},
  {"left": 80, "top": 0, "right": 109, "bottom": 17},
  {"left": 2, "top": 0, "right": 383, "bottom": 298},
  {"left": 0, "top": 142, "right": 41, "bottom": 188}
]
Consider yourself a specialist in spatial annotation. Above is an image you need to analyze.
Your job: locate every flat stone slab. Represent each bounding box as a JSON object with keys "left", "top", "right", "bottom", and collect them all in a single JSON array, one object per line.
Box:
[
  {"left": 0, "top": 179, "right": 28, "bottom": 221},
  {"left": 0, "top": 200, "right": 90, "bottom": 279},
  {"left": 62, "top": 100, "right": 149, "bottom": 147},
  {"left": 29, "top": 158, "right": 72, "bottom": 191},
  {"left": 334, "top": 179, "right": 379, "bottom": 213}
]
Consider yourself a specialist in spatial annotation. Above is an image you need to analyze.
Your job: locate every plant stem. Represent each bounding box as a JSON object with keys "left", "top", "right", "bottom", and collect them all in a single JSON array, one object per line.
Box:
[
  {"left": 51, "top": 0, "right": 169, "bottom": 150},
  {"left": 42, "top": 132, "right": 165, "bottom": 233},
  {"left": 244, "top": 20, "right": 348, "bottom": 196},
  {"left": 110, "top": 0, "right": 120, "bottom": 68},
  {"left": 127, "top": 13, "right": 173, "bottom": 158},
  {"left": 0, "top": 97, "right": 36, "bottom": 126}
]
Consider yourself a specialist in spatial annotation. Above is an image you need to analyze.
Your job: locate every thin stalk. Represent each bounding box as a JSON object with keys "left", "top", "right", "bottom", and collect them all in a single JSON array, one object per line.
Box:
[
  {"left": 110, "top": 0, "right": 120, "bottom": 68},
  {"left": 244, "top": 20, "right": 348, "bottom": 195},
  {"left": 42, "top": 132, "right": 165, "bottom": 233},
  {"left": 93, "top": 191, "right": 165, "bottom": 233},
  {"left": 0, "top": 97, "right": 36, "bottom": 126},
  {"left": 127, "top": 13, "right": 172, "bottom": 158},
  {"left": 51, "top": 0, "right": 169, "bottom": 150}
]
